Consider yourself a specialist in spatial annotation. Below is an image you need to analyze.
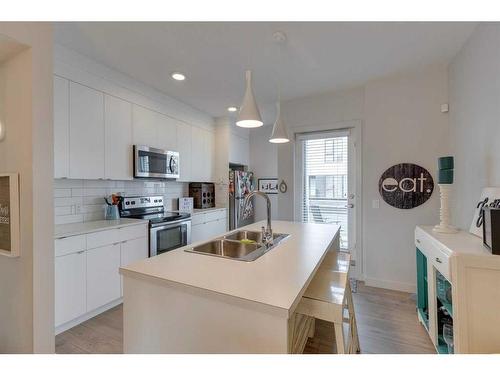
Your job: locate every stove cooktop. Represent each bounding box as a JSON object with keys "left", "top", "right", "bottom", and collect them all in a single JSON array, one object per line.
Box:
[{"left": 130, "top": 211, "right": 191, "bottom": 224}]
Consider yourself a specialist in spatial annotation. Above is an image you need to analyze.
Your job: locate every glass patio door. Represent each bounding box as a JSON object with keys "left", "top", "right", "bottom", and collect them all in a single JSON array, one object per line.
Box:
[{"left": 296, "top": 129, "right": 356, "bottom": 253}]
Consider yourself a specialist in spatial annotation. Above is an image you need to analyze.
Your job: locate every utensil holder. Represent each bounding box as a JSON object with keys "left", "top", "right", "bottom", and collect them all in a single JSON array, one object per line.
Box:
[{"left": 105, "top": 205, "right": 120, "bottom": 220}]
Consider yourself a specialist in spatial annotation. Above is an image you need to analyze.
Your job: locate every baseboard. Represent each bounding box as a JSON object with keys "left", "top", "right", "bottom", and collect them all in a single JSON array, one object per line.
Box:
[
  {"left": 364, "top": 277, "right": 416, "bottom": 293},
  {"left": 55, "top": 298, "right": 123, "bottom": 335}
]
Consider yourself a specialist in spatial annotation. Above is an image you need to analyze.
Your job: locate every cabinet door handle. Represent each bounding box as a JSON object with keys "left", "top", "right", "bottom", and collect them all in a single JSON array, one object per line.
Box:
[
  {"left": 113, "top": 242, "right": 120, "bottom": 246},
  {"left": 435, "top": 257, "right": 442, "bottom": 264},
  {"left": 77, "top": 250, "right": 85, "bottom": 254},
  {"left": 416, "top": 239, "right": 421, "bottom": 244}
]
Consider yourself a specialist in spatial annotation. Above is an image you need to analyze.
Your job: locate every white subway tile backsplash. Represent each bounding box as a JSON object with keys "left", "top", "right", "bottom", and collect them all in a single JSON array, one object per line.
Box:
[
  {"left": 83, "top": 188, "right": 107, "bottom": 197},
  {"left": 54, "top": 188, "right": 72, "bottom": 198},
  {"left": 54, "top": 179, "right": 83, "bottom": 188},
  {"left": 54, "top": 196, "right": 83, "bottom": 207},
  {"left": 83, "top": 179, "right": 116, "bottom": 188},
  {"left": 55, "top": 206, "right": 73, "bottom": 216},
  {"left": 54, "top": 179, "right": 190, "bottom": 224},
  {"left": 71, "top": 188, "right": 84, "bottom": 196}
]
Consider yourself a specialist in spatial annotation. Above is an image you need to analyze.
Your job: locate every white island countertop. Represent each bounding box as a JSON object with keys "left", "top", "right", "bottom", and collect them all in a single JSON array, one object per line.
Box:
[
  {"left": 120, "top": 220, "right": 340, "bottom": 313},
  {"left": 55, "top": 218, "right": 149, "bottom": 239}
]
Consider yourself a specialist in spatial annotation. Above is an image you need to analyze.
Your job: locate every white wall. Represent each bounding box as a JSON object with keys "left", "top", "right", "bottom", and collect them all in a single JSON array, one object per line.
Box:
[
  {"left": 449, "top": 24, "right": 500, "bottom": 230},
  {"left": 0, "top": 23, "right": 53, "bottom": 353},
  {"left": 249, "top": 67, "right": 449, "bottom": 292},
  {"left": 363, "top": 66, "right": 449, "bottom": 292}
]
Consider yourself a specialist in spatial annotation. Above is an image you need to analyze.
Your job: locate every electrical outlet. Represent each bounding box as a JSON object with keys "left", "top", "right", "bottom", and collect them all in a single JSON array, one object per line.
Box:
[
  {"left": 75, "top": 204, "right": 82, "bottom": 214},
  {"left": 372, "top": 199, "right": 380, "bottom": 209},
  {"left": 350, "top": 260, "right": 356, "bottom": 267}
]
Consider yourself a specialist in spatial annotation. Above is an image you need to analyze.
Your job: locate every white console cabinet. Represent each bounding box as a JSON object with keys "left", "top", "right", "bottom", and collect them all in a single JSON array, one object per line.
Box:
[{"left": 415, "top": 225, "right": 500, "bottom": 353}]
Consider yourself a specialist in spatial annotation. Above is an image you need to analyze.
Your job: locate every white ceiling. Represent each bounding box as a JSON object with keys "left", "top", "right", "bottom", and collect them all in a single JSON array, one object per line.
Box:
[{"left": 54, "top": 22, "right": 476, "bottom": 118}]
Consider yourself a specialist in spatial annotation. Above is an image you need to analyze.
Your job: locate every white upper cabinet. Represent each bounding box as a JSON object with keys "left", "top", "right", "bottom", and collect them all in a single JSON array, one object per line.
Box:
[
  {"left": 132, "top": 105, "right": 177, "bottom": 151},
  {"left": 190, "top": 126, "right": 204, "bottom": 181},
  {"left": 176, "top": 123, "right": 192, "bottom": 182},
  {"left": 191, "top": 126, "right": 215, "bottom": 182},
  {"left": 53, "top": 74, "right": 215, "bottom": 182},
  {"left": 205, "top": 130, "right": 215, "bottom": 182},
  {"left": 132, "top": 104, "right": 158, "bottom": 148},
  {"left": 157, "top": 115, "right": 177, "bottom": 151},
  {"left": 229, "top": 133, "right": 250, "bottom": 166},
  {"left": 54, "top": 76, "right": 70, "bottom": 178},
  {"left": 105, "top": 95, "right": 133, "bottom": 180},
  {"left": 69, "top": 82, "right": 105, "bottom": 179}
]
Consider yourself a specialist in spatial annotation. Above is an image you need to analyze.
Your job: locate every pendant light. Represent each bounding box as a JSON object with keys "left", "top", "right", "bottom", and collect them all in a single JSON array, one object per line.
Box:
[
  {"left": 236, "top": 70, "right": 263, "bottom": 128},
  {"left": 269, "top": 101, "right": 289, "bottom": 143},
  {"left": 269, "top": 31, "right": 290, "bottom": 143}
]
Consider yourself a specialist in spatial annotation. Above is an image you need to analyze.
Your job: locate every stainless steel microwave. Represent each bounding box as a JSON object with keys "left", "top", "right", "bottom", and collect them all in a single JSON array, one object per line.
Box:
[{"left": 133, "top": 145, "right": 180, "bottom": 179}]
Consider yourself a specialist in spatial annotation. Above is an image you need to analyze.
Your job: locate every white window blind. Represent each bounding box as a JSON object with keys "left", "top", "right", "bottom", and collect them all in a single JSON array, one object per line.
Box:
[{"left": 299, "top": 133, "right": 349, "bottom": 249}]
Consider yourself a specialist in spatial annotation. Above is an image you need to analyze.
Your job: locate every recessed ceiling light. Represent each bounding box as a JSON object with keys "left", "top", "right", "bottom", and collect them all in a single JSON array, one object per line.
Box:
[
  {"left": 171, "top": 72, "right": 186, "bottom": 81},
  {"left": 227, "top": 106, "right": 238, "bottom": 112}
]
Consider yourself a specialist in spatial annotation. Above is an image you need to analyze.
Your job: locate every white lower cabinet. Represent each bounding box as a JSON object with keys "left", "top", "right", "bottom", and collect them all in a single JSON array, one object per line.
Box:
[
  {"left": 120, "top": 237, "right": 149, "bottom": 295},
  {"left": 54, "top": 223, "right": 148, "bottom": 332},
  {"left": 86, "top": 243, "right": 122, "bottom": 312},
  {"left": 55, "top": 251, "right": 86, "bottom": 327},
  {"left": 190, "top": 209, "right": 227, "bottom": 243}
]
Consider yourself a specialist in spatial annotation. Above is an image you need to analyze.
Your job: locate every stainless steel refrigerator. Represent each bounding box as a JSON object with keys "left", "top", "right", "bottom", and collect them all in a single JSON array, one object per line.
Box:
[{"left": 229, "top": 170, "right": 255, "bottom": 230}]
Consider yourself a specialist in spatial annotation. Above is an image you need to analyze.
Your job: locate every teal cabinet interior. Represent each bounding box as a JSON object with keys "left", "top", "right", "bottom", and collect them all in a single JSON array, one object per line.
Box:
[
  {"left": 416, "top": 248, "right": 429, "bottom": 328},
  {"left": 436, "top": 269, "right": 453, "bottom": 354}
]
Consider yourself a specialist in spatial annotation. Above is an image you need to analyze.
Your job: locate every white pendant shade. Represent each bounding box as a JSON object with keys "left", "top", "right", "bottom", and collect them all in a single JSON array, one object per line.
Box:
[
  {"left": 236, "top": 70, "right": 263, "bottom": 128},
  {"left": 269, "top": 102, "right": 290, "bottom": 143}
]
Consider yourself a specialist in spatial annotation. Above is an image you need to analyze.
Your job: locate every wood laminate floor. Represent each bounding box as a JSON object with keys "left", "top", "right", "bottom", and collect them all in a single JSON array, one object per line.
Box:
[{"left": 56, "top": 282, "right": 435, "bottom": 354}]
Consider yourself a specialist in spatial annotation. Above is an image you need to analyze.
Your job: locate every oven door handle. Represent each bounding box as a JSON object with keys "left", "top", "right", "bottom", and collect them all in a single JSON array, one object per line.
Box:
[{"left": 150, "top": 218, "right": 191, "bottom": 230}]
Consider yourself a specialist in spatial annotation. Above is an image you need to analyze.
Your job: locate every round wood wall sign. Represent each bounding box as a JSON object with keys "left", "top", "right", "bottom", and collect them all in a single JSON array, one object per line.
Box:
[{"left": 378, "top": 163, "right": 434, "bottom": 209}]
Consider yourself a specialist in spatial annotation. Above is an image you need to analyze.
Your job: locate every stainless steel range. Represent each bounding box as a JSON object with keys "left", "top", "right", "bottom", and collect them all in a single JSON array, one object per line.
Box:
[{"left": 118, "top": 195, "right": 191, "bottom": 257}]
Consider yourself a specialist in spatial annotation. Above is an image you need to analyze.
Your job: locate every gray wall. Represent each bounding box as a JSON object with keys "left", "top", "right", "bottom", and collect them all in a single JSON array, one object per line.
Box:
[
  {"left": 449, "top": 23, "right": 499, "bottom": 230},
  {"left": 0, "top": 23, "right": 54, "bottom": 353},
  {"left": 363, "top": 66, "right": 449, "bottom": 291},
  {"left": 249, "top": 126, "right": 278, "bottom": 222}
]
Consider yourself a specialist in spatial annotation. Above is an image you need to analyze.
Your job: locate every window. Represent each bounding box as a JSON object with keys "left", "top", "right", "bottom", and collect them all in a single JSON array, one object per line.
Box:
[
  {"left": 324, "top": 138, "right": 346, "bottom": 163},
  {"left": 299, "top": 133, "right": 349, "bottom": 249}
]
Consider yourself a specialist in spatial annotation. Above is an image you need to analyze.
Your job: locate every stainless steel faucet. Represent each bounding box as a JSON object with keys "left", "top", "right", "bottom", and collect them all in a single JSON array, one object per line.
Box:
[{"left": 242, "top": 191, "right": 273, "bottom": 245}]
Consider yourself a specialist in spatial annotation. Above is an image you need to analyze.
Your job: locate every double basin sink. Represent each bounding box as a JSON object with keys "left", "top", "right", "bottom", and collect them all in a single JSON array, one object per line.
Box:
[{"left": 185, "top": 230, "right": 290, "bottom": 262}]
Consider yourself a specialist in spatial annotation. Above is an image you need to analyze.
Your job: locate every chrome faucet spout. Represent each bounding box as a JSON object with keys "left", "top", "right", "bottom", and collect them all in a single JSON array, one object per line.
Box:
[{"left": 241, "top": 191, "right": 273, "bottom": 244}]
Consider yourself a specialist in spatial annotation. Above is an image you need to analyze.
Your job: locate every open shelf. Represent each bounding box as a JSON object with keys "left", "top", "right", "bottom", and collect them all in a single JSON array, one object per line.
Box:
[
  {"left": 437, "top": 295, "right": 453, "bottom": 318},
  {"left": 417, "top": 307, "right": 429, "bottom": 330},
  {"left": 437, "top": 335, "right": 450, "bottom": 354}
]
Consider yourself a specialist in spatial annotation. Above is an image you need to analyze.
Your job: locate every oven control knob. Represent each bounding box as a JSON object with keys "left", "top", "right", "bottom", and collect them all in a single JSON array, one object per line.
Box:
[{"left": 126, "top": 201, "right": 130, "bottom": 205}]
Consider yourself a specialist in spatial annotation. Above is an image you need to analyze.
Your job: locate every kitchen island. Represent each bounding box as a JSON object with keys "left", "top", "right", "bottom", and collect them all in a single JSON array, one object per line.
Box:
[{"left": 119, "top": 220, "right": 341, "bottom": 353}]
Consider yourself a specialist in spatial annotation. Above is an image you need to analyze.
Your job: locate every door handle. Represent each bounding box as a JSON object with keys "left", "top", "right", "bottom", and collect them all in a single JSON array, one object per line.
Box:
[
  {"left": 435, "top": 257, "right": 442, "bottom": 264},
  {"left": 345, "top": 204, "right": 354, "bottom": 208}
]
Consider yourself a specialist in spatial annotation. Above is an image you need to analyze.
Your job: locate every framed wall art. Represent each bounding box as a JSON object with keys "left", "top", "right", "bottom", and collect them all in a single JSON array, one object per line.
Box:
[
  {"left": 258, "top": 178, "right": 279, "bottom": 194},
  {"left": 0, "top": 173, "right": 20, "bottom": 257}
]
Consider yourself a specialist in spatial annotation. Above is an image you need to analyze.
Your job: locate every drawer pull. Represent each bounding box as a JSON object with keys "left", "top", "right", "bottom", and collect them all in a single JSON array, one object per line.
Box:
[
  {"left": 77, "top": 250, "right": 85, "bottom": 254},
  {"left": 435, "top": 257, "right": 442, "bottom": 264}
]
